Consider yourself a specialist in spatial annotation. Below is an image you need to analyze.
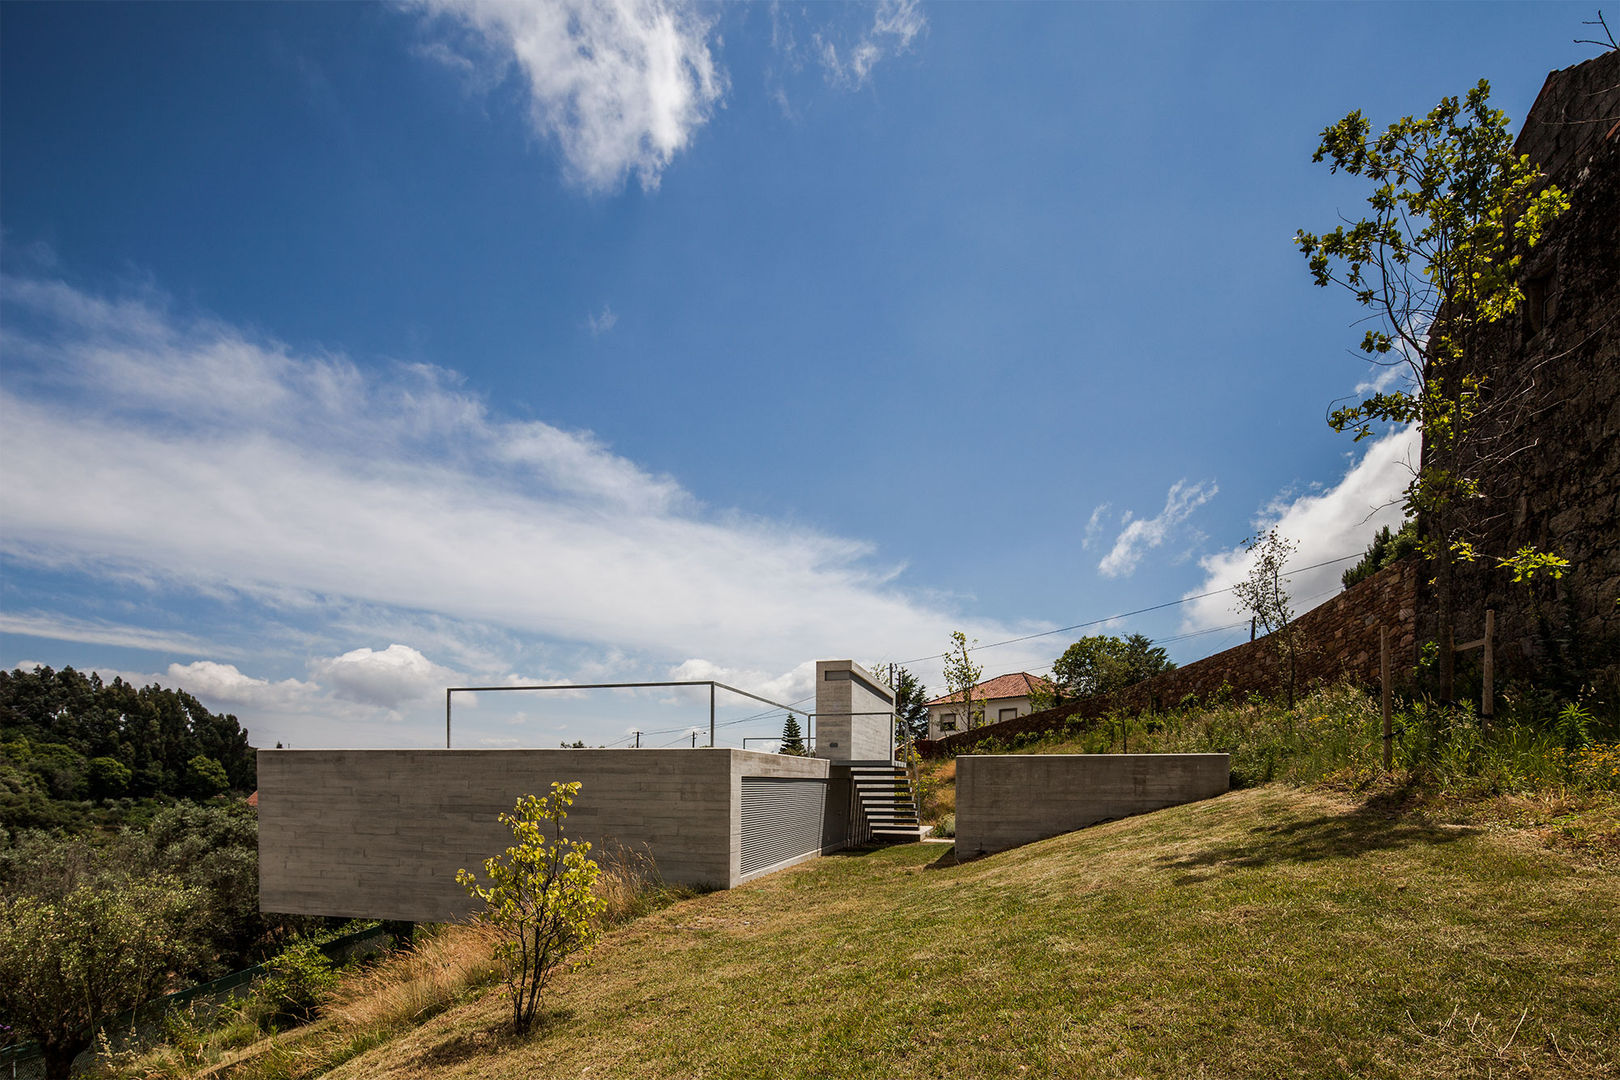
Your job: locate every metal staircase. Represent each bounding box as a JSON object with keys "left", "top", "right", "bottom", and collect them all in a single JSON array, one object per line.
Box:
[{"left": 848, "top": 763, "right": 925, "bottom": 841}]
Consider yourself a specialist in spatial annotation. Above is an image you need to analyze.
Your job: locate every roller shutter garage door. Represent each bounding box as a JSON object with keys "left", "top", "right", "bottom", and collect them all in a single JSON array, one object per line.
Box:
[{"left": 739, "top": 777, "right": 828, "bottom": 878}]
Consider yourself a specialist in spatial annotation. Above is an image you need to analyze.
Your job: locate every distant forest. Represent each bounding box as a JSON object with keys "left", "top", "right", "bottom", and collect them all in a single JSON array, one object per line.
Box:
[{"left": 1, "top": 666, "right": 256, "bottom": 831}]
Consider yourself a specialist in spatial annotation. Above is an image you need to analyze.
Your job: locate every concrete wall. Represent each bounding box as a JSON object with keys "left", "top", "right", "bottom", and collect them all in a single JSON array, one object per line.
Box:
[
  {"left": 258, "top": 748, "right": 829, "bottom": 922},
  {"left": 814, "top": 660, "right": 894, "bottom": 761},
  {"left": 954, "top": 753, "right": 1229, "bottom": 857}
]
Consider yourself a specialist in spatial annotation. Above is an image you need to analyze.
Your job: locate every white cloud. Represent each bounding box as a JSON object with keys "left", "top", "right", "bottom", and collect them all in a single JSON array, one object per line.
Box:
[
  {"left": 1180, "top": 426, "right": 1417, "bottom": 633},
  {"left": 667, "top": 657, "right": 816, "bottom": 707},
  {"left": 1082, "top": 503, "right": 1110, "bottom": 550},
  {"left": 815, "top": 0, "right": 926, "bottom": 87},
  {"left": 1354, "top": 362, "right": 1409, "bottom": 397},
  {"left": 311, "top": 644, "right": 460, "bottom": 710},
  {"left": 1098, "top": 479, "right": 1218, "bottom": 579},
  {"left": 417, "top": 0, "right": 725, "bottom": 193},
  {"left": 166, "top": 660, "right": 316, "bottom": 709},
  {"left": 0, "top": 611, "right": 239, "bottom": 657},
  {"left": 586, "top": 304, "right": 618, "bottom": 336},
  {"left": 0, "top": 273, "right": 1034, "bottom": 709}
]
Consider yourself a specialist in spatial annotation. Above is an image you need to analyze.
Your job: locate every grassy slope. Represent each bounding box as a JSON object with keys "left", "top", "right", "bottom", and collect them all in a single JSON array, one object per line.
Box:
[{"left": 324, "top": 787, "right": 1617, "bottom": 1080}]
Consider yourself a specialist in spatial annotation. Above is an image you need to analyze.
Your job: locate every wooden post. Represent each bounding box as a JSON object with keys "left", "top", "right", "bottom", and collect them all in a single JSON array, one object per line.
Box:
[
  {"left": 1481, "top": 609, "right": 1495, "bottom": 720},
  {"left": 1380, "top": 626, "right": 1392, "bottom": 771}
]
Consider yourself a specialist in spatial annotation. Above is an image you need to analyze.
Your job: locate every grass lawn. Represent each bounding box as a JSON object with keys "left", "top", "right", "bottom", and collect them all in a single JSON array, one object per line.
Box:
[{"left": 319, "top": 786, "right": 1617, "bottom": 1080}]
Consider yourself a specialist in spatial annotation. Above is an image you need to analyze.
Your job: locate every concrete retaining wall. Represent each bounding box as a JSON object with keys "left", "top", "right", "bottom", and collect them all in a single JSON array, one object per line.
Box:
[
  {"left": 258, "top": 748, "right": 829, "bottom": 922},
  {"left": 954, "top": 753, "right": 1230, "bottom": 857}
]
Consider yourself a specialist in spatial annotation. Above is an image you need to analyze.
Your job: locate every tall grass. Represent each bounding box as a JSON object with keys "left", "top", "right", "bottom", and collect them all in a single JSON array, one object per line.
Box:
[
  {"left": 916, "top": 680, "right": 1620, "bottom": 855},
  {"left": 93, "top": 843, "right": 702, "bottom": 1079}
]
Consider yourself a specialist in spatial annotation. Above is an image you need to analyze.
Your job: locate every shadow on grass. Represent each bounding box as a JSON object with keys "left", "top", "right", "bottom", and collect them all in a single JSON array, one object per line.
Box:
[
  {"left": 412, "top": 1007, "right": 575, "bottom": 1069},
  {"left": 821, "top": 844, "right": 888, "bottom": 861},
  {"left": 1158, "top": 780, "right": 1476, "bottom": 882}
]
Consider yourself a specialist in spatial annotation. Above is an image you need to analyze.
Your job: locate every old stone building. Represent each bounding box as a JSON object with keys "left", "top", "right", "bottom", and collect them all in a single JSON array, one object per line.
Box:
[{"left": 1424, "top": 50, "right": 1620, "bottom": 691}]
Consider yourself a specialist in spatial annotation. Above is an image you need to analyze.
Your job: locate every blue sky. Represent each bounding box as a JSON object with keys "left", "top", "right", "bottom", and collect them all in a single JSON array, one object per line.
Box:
[{"left": 0, "top": 1, "right": 1598, "bottom": 749}]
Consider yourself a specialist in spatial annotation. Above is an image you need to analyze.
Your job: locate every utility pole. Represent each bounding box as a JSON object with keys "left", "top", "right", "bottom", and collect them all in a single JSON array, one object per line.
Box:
[{"left": 633, "top": 729, "right": 641, "bottom": 748}]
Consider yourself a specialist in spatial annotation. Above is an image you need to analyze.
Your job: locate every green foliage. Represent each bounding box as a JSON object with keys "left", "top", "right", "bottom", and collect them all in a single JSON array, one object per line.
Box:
[
  {"left": 1342, "top": 519, "right": 1420, "bottom": 589},
  {"left": 87, "top": 756, "right": 132, "bottom": 799},
  {"left": 248, "top": 939, "right": 339, "bottom": 1030},
  {"left": 940, "top": 631, "right": 985, "bottom": 731},
  {"left": 1046, "top": 634, "right": 1175, "bottom": 705},
  {"left": 777, "top": 713, "right": 807, "bottom": 755},
  {"left": 888, "top": 665, "right": 931, "bottom": 745},
  {"left": 0, "top": 666, "right": 256, "bottom": 831},
  {"left": 0, "top": 876, "right": 201, "bottom": 1079},
  {"left": 1495, "top": 545, "right": 1571, "bottom": 583},
  {"left": 1233, "top": 530, "right": 1304, "bottom": 708},
  {"left": 457, "top": 782, "right": 606, "bottom": 1036},
  {"left": 0, "top": 801, "right": 292, "bottom": 980},
  {"left": 185, "top": 754, "right": 230, "bottom": 799},
  {"left": 1296, "top": 80, "right": 1571, "bottom": 694}
]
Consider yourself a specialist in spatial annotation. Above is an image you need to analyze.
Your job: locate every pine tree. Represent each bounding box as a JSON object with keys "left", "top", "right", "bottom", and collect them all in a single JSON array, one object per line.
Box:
[{"left": 778, "top": 713, "right": 807, "bottom": 756}]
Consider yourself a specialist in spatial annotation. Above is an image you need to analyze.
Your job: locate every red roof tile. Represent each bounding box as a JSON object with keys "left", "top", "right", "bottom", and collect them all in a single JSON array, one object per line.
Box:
[{"left": 924, "top": 672, "right": 1052, "bottom": 707}]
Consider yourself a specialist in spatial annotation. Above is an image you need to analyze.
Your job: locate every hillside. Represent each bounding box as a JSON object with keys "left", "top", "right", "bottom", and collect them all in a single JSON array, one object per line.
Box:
[{"left": 284, "top": 786, "right": 1619, "bottom": 1080}]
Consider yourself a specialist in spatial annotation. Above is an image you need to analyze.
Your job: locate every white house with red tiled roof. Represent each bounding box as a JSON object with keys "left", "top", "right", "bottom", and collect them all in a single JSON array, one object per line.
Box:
[{"left": 923, "top": 672, "right": 1053, "bottom": 740}]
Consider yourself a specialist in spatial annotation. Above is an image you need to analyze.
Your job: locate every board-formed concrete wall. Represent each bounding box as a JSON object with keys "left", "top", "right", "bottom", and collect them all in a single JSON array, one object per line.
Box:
[
  {"left": 954, "top": 753, "right": 1229, "bottom": 857},
  {"left": 258, "top": 748, "right": 829, "bottom": 922},
  {"left": 814, "top": 659, "right": 894, "bottom": 762}
]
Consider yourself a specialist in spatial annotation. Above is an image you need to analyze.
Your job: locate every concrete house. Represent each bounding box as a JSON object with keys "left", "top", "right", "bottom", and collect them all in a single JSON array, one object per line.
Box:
[{"left": 924, "top": 672, "right": 1053, "bottom": 740}]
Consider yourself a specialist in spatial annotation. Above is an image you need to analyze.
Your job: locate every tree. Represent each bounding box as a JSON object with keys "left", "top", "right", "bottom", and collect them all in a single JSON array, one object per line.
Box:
[
  {"left": 940, "top": 632, "right": 984, "bottom": 732},
  {"left": 457, "top": 782, "right": 606, "bottom": 1036},
  {"left": 777, "top": 713, "right": 807, "bottom": 755},
  {"left": 1342, "top": 519, "right": 1420, "bottom": 589},
  {"left": 86, "top": 756, "right": 131, "bottom": 799},
  {"left": 0, "top": 876, "right": 200, "bottom": 1079},
  {"left": 888, "top": 666, "right": 930, "bottom": 746},
  {"left": 1047, "top": 634, "right": 1175, "bottom": 704},
  {"left": 1296, "top": 80, "right": 1570, "bottom": 698},
  {"left": 184, "top": 754, "right": 229, "bottom": 799},
  {"left": 1233, "top": 530, "right": 1302, "bottom": 708}
]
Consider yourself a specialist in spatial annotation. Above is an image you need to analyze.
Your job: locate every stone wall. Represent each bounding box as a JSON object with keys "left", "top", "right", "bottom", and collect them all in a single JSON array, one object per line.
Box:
[
  {"left": 954, "top": 753, "right": 1229, "bottom": 857},
  {"left": 920, "top": 557, "right": 1417, "bottom": 756},
  {"left": 1420, "top": 52, "right": 1620, "bottom": 687},
  {"left": 258, "top": 748, "right": 831, "bottom": 922}
]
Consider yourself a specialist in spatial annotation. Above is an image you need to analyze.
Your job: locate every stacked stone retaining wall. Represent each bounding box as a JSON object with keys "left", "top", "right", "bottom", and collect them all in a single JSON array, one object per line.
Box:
[{"left": 920, "top": 557, "right": 1417, "bottom": 756}]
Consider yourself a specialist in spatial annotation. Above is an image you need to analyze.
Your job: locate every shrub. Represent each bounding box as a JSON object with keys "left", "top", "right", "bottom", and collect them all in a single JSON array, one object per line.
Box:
[
  {"left": 457, "top": 782, "right": 606, "bottom": 1036},
  {"left": 248, "top": 939, "right": 338, "bottom": 1029},
  {"left": 0, "top": 876, "right": 200, "bottom": 1079}
]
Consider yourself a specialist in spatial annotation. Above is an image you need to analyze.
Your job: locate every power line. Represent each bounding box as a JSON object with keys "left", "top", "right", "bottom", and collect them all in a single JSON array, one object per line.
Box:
[{"left": 896, "top": 551, "right": 1365, "bottom": 665}]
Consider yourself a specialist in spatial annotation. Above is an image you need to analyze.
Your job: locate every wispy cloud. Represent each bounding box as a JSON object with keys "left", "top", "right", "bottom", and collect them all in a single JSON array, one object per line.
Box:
[
  {"left": 0, "top": 272, "right": 1041, "bottom": 726},
  {"left": 1098, "top": 480, "right": 1218, "bottom": 579},
  {"left": 416, "top": 0, "right": 726, "bottom": 193},
  {"left": 1179, "top": 426, "right": 1417, "bottom": 633},
  {"left": 1082, "top": 503, "right": 1110, "bottom": 551},
  {"left": 586, "top": 303, "right": 618, "bottom": 336},
  {"left": 814, "top": 0, "right": 926, "bottom": 88},
  {"left": 0, "top": 611, "right": 240, "bottom": 658}
]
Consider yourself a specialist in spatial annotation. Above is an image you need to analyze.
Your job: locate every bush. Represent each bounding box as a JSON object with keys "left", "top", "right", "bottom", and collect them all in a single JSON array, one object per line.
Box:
[
  {"left": 248, "top": 939, "right": 338, "bottom": 1029},
  {"left": 457, "top": 782, "right": 606, "bottom": 1036},
  {"left": 0, "top": 875, "right": 201, "bottom": 1079}
]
